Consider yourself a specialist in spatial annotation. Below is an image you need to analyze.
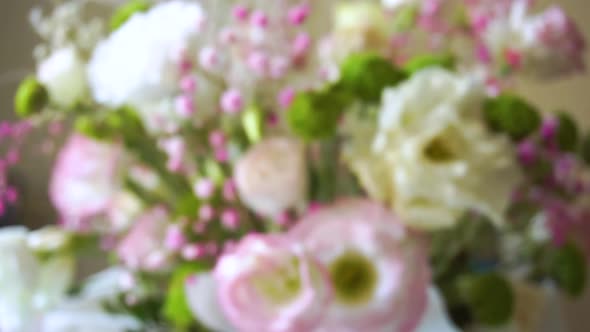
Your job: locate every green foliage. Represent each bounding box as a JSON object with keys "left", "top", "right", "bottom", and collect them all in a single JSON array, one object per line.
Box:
[
  {"left": 287, "top": 88, "right": 352, "bottom": 141},
  {"left": 339, "top": 53, "right": 406, "bottom": 103},
  {"left": 403, "top": 54, "right": 456, "bottom": 75},
  {"left": 483, "top": 94, "right": 541, "bottom": 140},
  {"left": 163, "top": 263, "right": 211, "bottom": 329},
  {"left": 14, "top": 76, "right": 49, "bottom": 117},
  {"left": 555, "top": 112, "right": 579, "bottom": 152},
  {"left": 457, "top": 273, "right": 514, "bottom": 326},
  {"left": 241, "top": 105, "right": 264, "bottom": 144},
  {"left": 581, "top": 132, "right": 590, "bottom": 165},
  {"left": 110, "top": 0, "right": 151, "bottom": 31},
  {"left": 548, "top": 243, "right": 586, "bottom": 297}
]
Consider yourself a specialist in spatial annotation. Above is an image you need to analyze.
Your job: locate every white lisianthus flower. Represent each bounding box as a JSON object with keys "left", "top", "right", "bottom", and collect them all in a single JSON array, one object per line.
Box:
[
  {"left": 0, "top": 227, "right": 73, "bottom": 332},
  {"left": 37, "top": 46, "right": 87, "bottom": 108},
  {"left": 235, "top": 137, "right": 307, "bottom": 218},
  {"left": 41, "top": 267, "right": 142, "bottom": 332},
  {"left": 345, "top": 68, "right": 521, "bottom": 229},
  {"left": 483, "top": 1, "right": 585, "bottom": 79}
]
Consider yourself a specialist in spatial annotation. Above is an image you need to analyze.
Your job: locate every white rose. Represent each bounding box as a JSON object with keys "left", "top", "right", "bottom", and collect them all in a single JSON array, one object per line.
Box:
[
  {"left": 0, "top": 227, "right": 73, "bottom": 332},
  {"left": 235, "top": 137, "right": 307, "bottom": 218},
  {"left": 37, "top": 46, "right": 87, "bottom": 108},
  {"left": 345, "top": 68, "right": 521, "bottom": 229},
  {"left": 87, "top": 1, "right": 204, "bottom": 107}
]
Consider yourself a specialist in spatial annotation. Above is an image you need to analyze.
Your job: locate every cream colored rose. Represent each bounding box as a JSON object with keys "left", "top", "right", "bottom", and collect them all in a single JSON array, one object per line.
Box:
[
  {"left": 235, "top": 137, "right": 307, "bottom": 218},
  {"left": 345, "top": 68, "right": 521, "bottom": 229}
]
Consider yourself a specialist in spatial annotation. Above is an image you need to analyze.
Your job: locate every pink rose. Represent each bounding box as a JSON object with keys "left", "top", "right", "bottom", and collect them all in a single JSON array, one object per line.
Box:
[
  {"left": 50, "top": 134, "right": 123, "bottom": 230},
  {"left": 116, "top": 207, "right": 171, "bottom": 271},
  {"left": 235, "top": 137, "right": 307, "bottom": 218},
  {"left": 214, "top": 234, "right": 332, "bottom": 332},
  {"left": 291, "top": 199, "right": 430, "bottom": 332}
]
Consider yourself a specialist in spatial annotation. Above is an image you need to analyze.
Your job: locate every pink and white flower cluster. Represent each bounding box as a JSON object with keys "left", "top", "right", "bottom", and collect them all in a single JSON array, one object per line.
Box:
[{"left": 186, "top": 200, "right": 431, "bottom": 332}]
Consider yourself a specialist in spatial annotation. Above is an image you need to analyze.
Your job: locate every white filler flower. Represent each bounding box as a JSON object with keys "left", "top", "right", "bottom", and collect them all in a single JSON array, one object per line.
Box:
[{"left": 87, "top": 1, "right": 204, "bottom": 106}]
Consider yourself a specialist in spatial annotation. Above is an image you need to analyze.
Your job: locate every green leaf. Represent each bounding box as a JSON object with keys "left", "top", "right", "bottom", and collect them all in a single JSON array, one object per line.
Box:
[
  {"left": 483, "top": 94, "right": 541, "bottom": 140},
  {"left": 392, "top": 5, "right": 419, "bottom": 31},
  {"left": 241, "top": 105, "right": 264, "bottom": 144},
  {"left": 555, "top": 112, "right": 579, "bottom": 152},
  {"left": 287, "top": 88, "right": 351, "bottom": 141},
  {"left": 457, "top": 273, "right": 514, "bottom": 326},
  {"left": 339, "top": 53, "right": 406, "bottom": 102},
  {"left": 14, "top": 76, "right": 49, "bottom": 117},
  {"left": 403, "top": 54, "right": 456, "bottom": 75},
  {"left": 163, "top": 263, "right": 211, "bottom": 329},
  {"left": 110, "top": 0, "right": 151, "bottom": 31},
  {"left": 548, "top": 243, "right": 586, "bottom": 297}
]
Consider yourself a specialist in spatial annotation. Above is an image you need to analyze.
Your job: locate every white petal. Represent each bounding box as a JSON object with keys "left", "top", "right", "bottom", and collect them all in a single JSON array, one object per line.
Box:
[
  {"left": 185, "top": 272, "right": 235, "bottom": 332},
  {"left": 414, "top": 287, "right": 460, "bottom": 332}
]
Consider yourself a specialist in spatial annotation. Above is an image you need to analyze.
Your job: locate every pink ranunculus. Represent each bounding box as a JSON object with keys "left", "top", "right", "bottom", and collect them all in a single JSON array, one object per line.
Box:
[
  {"left": 50, "top": 134, "right": 123, "bottom": 231},
  {"left": 291, "top": 199, "right": 431, "bottom": 332},
  {"left": 116, "top": 207, "right": 171, "bottom": 271},
  {"left": 214, "top": 234, "right": 332, "bottom": 332},
  {"left": 234, "top": 137, "right": 307, "bottom": 218}
]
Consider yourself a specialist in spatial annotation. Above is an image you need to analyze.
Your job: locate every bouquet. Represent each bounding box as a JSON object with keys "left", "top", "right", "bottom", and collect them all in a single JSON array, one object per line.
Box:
[{"left": 2, "top": 0, "right": 589, "bottom": 331}]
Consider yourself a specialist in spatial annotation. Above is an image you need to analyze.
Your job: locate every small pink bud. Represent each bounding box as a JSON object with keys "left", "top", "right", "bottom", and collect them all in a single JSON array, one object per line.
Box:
[
  {"left": 199, "top": 204, "right": 215, "bottom": 222},
  {"left": 180, "top": 76, "right": 197, "bottom": 93},
  {"left": 220, "top": 89, "right": 244, "bottom": 114},
  {"left": 194, "top": 179, "right": 216, "bottom": 199},
  {"left": 247, "top": 51, "right": 269, "bottom": 76},
  {"left": 232, "top": 5, "right": 250, "bottom": 22},
  {"left": 270, "top": 56, "right": 290, "bottom": 78},
  {"left": 517, "top": 140, "right": 537, "bottom": 165},
  {"left": 221, "top": 208, "right": 240, "bottom": 230},
  {"left": 223, "top": 179, "right": 237, "bottom": 201},
  {"left": 292, "top": 33, "right": 311, "bottom": 57},
  {"left": 199, "top": 46, "right": 220, "bottom": 70},
  {"left": 175, "top": 95, "right": 195, "bottom": 118},
  {"left": 250, "top": 10, "right": 269, "bottom": 28},
  {"left": 287, "top": 4, "right": 310, "bottom": 25},
  {"left": 179, "top": 58, "right": 193, "bottom": 74},
  {"left": 165, "top": 225, "right": 186, "bottom": 251},
  {"left": 504, "top": 48, "right": 522, "bottom": 69},
  {"left": 219, "top": 28, "right": 238, "bottom": 44},
  {"left": 541, "top": 117, "right": 558, "bottom": 142},
  {"left": 215, "top": 147, "right": 229, "bottom": 163},
  {"left": 277, "top": 87, "right": 295, "bottom": 109},
  {"left": 182, "top": 244, "right": 207, "bottom": 260},
  {"left": 208, "top": 130, "right": 226, "bottom": 148}
]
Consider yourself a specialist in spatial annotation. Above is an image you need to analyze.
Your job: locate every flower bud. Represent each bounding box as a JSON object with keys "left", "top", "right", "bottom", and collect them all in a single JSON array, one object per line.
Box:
[{"left": 14, "top": 76, "right": 49, "bottom": 117}]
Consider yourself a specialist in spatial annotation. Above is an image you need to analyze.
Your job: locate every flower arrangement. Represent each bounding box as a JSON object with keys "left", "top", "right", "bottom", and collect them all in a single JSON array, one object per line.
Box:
[{"left": 2, "top": 0, "right": 589, "bottom": 331}]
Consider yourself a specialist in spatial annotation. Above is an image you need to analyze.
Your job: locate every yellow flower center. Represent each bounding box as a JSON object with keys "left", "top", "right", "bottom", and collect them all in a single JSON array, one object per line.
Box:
[{"left": 329, "top": 251, "right": 377, "bottom": 306}]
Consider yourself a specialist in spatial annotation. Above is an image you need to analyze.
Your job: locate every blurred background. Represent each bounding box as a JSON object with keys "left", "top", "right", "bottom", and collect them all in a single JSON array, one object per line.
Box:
[{"left": 1, "top": 0, "right": 589, "bottom": 330}]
